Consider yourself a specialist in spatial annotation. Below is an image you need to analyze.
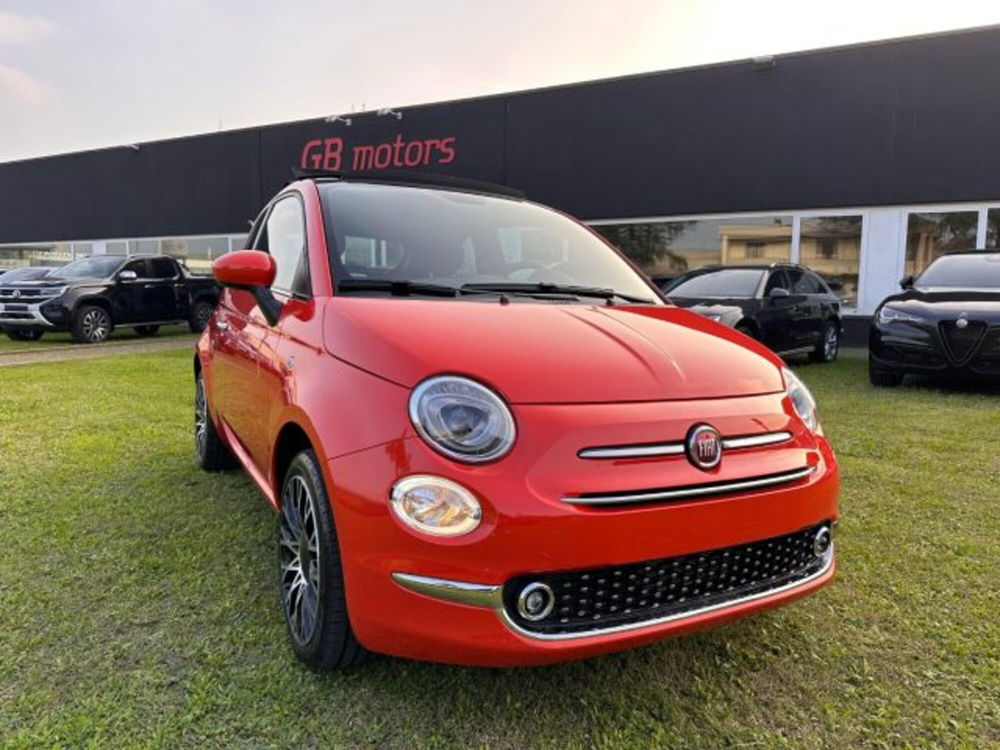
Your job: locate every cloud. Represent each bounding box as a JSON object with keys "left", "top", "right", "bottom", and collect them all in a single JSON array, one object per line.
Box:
[
  {"left": 0, "top": 10, "right": 56, "bottom": 45},
  {"left": 0, "top": 64, "right": 54, "bottom": 107}
]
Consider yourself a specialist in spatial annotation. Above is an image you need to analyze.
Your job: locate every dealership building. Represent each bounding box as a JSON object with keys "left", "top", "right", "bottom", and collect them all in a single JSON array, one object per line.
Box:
[{"left": 2, "top": 25, "right": 999, "bottom": 337}]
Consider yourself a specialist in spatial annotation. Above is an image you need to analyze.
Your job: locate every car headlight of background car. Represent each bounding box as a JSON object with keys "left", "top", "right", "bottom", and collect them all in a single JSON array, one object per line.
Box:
[
  {"left": 877, "top": 305, "right": 924, "bottom": 325},
  {"left": 409, "top": 375, "right": 516, "bottom": 462},
  {"left": 782, "top": 367, "right": 819, "bottom": 432}
]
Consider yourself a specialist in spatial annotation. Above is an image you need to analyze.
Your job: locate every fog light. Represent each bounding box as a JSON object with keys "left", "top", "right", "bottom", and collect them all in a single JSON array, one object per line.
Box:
[
  {"left": 813, "top": 526, "right": 832, "bottom": 557},
  {"left": 390, "top": 475, "right": 481, "bottom": 537},
  {"left": 517, "top": 582, "right": 554, "bottom": 621}
]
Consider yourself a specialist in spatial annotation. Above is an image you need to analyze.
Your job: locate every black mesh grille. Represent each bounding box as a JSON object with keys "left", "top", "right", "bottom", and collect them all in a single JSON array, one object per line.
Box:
[
  {"left": 503, "top": 522, "right": 831, "bottom": 635},
  {"left": 939, "top": 320, "right": 987, "bottom": 363}
]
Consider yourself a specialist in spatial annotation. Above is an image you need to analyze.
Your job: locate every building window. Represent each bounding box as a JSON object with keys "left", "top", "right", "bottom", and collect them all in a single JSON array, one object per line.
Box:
[
  {"left": 161, "top": 236, "right": 231, "bottom": 273},
  {"left": 985, "top": 208, "right": 1000, "bottom": 248},
  {"left": 800, "top": 215, "right": 862, "bottom": 308},
  {"left": 593, "top": 216, "right": 792, "bottom": 279},
  {"left": 905, "top": 211, "right": 977, "bottom": 277}
]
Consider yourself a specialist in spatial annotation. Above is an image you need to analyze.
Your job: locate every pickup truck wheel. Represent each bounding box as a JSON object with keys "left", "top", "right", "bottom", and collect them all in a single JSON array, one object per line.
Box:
[
  {"left": 71, "top": 305, "right": 113, "bottom": 344},
  {"left": 280, "top": 450, "right": 367, "bottom": 671},
  {"left": 5, "top": 328, "right": 44, "bottom": 342},
  {"left": 195, "top": 372, "right": 235, "bottom": 470},
  {"left": 189, "top": 300, "right": 214, "bottom": 333},
  {"left": 134, "top": 325, "right": 160, "bottom": 337},
  {"left": 810, "top": 321, "right": 840, "bottom": 363}
]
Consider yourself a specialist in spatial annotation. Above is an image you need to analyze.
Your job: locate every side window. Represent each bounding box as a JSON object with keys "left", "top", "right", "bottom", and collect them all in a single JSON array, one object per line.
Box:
[
  {"left": 123, "top": 259, "right": 148, "bottom": 278},
  {"left": 149, "top": 257, "right": 178, "bottom": 279},
  {"left": 262, "top": 196, "right": 310, "bottom": 296},
  {"left": 764, "top": 270, "right": 789, "bottom": 295}
]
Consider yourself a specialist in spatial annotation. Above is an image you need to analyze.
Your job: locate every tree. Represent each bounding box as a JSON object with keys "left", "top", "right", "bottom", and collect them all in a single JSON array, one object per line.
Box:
[{"left": 594, "top": 221, "right": 695, "bottom": 271}]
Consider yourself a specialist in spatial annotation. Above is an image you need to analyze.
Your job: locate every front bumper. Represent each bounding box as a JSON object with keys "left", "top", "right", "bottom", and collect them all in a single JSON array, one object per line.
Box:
[
  {"left": 869, "top": 320, "right": 1000, "bottom": 377},
  {"left": 326, "top": 393, "right": 840, "bottom": 666},
  {"left": 0, "top": 300, "right": 68, "bottom": 329}
]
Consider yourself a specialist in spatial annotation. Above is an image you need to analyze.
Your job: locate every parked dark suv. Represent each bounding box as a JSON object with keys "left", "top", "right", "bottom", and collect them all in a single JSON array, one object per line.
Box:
[
  {"left": 664, "top": 263, "right": 843, "bottom": 362},
  {"left": 0, "top": 254, "right": 220, "bottom": 343}
]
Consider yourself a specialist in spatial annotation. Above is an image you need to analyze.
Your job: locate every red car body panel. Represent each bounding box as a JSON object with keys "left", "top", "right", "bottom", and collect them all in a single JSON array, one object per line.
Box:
[{"left": 196, "top": 179, "right": 840, "bottom": 666}]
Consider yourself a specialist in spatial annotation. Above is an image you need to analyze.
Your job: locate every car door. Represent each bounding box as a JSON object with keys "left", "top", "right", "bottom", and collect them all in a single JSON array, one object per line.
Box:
[
  {"left": 114, "top": 259, "right": 150, "bottom": 323},
  {"left": 142, "top": 257, "right": 185, "bottom": 321},
  {"left": 757, "top": 270, "right": 797, "bottom": 352},
  {"left": 787, "top": 268, "right": 823, "bottom": 348}
]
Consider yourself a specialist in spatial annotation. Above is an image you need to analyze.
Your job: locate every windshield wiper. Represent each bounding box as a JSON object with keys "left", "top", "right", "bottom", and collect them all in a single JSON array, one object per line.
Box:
[
  {"left": 337, "top": 279, "right": 462, "bottom": 297},
  {"left": 461, "top": 282, "right": 655, "bottom": 304}
]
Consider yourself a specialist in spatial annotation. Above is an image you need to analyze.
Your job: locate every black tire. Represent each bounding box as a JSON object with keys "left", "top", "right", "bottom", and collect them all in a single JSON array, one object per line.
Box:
[
  {"left": 869, "top": 359, "right": 904, "bottom": 387},
  {"left": 134, "top": 324, "right": 160, "bottom": 337},
  {"left": 5, "top": 328, "right": 44, "bottom": 342},
  {"left": 71, "top": 304, "right": 113, "bottom": 344},
  {"left": 810, "top": 321, "right": 840, "bottom": 363},
  {"left": 195, "top": 371, "right": 236, "bottom": 470},
  {"left": 189, "top": 299, "right": 215, "bottom": 334},
  {"left": 735, "top": 322, "right": 758, "bottom": 340},
  {"left": 279, "top": 449, "right": 367, "bottom": 671}
]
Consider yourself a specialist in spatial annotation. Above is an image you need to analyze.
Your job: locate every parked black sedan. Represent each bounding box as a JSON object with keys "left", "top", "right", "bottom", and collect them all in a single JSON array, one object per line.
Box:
[
  {"left": 869, "top": 251, "right": 1000, "bottom": 386},
  {"left": 664, "top": 263, "right": 843, "bottom": 362}
]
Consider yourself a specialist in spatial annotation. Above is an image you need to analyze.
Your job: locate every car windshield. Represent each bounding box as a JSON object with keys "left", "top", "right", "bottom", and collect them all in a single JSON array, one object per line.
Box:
[
  {"left": 916, "top": 253, "right": 1000, "bottom": 288},
  {"left": 49, "top": 256, "right": 124, "bottom": 280},
  {"left": 318, "top": 182, "right": 660, "bottom": 303},
  {"left": 665, "top": 269, "right": 765, "bottom": 298}
]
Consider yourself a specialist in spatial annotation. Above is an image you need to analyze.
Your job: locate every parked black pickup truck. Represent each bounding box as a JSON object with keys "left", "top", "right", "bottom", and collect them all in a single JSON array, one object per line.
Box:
[{"left": 0, "top": 254, "right": 220, "bottom": 343}]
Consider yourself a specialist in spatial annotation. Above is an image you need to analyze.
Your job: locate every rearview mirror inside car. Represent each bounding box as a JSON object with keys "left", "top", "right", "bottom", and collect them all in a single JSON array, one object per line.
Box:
[{"left": 213, "top": 250, "right": 282, "bottom": 325}]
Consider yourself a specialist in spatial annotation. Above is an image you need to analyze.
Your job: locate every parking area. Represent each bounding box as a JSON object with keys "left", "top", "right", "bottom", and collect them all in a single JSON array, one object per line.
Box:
[{"left": 0, "top": 349, "right": 996, "bottom": 747}]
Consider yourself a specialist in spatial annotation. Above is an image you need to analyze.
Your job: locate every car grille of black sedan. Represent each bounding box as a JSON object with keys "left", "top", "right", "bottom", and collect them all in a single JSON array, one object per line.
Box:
[
  {"left": 503, "top": 522, "right": 831, "bottom": 636},
  {"left": 939, "top": 320, "right": 988, "bottom": 363}
]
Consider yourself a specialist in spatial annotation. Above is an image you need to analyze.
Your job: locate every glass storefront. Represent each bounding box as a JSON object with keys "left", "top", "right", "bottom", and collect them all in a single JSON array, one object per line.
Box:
[
  {"left": 799, "top": 216, "right": 862, "bottom": 307},
  {"left": 594, "top": 216, "right": 792, "bottom": 279},
  {"left": 904, "top": 211, "right": 978, "bottom": 277}
]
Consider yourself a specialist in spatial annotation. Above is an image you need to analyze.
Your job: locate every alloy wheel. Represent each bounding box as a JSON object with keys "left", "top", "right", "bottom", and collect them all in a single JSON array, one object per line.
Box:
[
  {"left": 279, "top": 475, "right": 322, "bottom": 646},
  {"left": 824, "top": 325, "right": 839, "bottom": 361},
  {"left": 82, "top": 309, "right": 110, "bottom": 342},
  {"left": 194, "top": 377, "right": 207, "bottom": 457}
]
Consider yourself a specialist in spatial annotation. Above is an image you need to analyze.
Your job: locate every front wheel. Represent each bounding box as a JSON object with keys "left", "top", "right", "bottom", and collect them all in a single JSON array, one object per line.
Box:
[
  {"left": 5, "top": 328, "right": 44, "bottom": 342},
  {"left": 71, "top": 305, "right": 113, "bottom": 344},
  {"left": 189, "top": 299, "right": 215, "bottom": 334},
  {"left": 810, "top": 321, "right": 840, "bottom": 363},
  {"left": 869, "top": 359, "right": 904, "bottom": 387},
  {"left": 279, "top": 450, "right": 367, "bottom": 671}
]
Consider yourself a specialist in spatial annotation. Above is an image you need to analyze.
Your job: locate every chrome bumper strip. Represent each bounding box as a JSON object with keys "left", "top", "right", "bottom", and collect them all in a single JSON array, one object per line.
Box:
[
  {"left": 391, "top": 542, "right": 834, "bottom": 641},
  {"left": 562, "top": 465, "right": 815, "bottom": 506},
  {"left": 578, "top": 430, "right": 792, "bottom": 460},
  {"left": 391, "top": 572, "right": 502, "bottom": 608},
  {"left": 0, "top": 302, "right": 55, "bottom": 327}
]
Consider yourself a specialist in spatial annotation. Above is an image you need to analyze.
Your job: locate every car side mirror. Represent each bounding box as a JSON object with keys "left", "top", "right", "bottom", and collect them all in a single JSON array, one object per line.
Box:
[
  {"left": 899, "top": 275, "right": 914, "bottom": 290},
  {"left": 213, "top": 250, "right": 282, "bottom": 326},
  {"left": 767, "top": 287, "right": 791, "bottom": 302},
  {"left": 118, "top": 270, "right": 137, "bottom": 281}
]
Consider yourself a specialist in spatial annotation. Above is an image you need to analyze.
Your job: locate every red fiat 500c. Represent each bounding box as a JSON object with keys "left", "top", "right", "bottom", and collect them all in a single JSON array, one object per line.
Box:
[{"left": 195, "top": 175, "right": 839, "bottom": 669}]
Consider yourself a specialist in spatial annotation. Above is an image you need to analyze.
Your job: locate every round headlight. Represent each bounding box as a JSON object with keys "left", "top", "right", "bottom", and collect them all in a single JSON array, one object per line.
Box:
[
  {"left": 409, "top": 376, "right": 516, "bottom": 462},
  {"left": 782, "top": 367, "right": 818, "bottom": 432},
  {"left": 390, "top": 475, "right": 481, "bottom": 537}
]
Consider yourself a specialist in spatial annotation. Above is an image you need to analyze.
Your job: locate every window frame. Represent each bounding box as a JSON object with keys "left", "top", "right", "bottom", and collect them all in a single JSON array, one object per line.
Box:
[{"left": 257, "top": 192, "right": 312, "bottom": 300}]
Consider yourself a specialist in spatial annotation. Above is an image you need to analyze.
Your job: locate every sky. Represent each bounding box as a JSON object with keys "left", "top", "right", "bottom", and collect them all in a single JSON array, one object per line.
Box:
[{"left": 1, "top": 0, "right": 999, "bottom": 163}]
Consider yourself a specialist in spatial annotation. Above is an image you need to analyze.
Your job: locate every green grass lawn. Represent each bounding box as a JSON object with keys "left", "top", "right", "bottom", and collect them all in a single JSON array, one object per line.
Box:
[
  {"left": 0, "top": 352, "right": 997, "bottom": 748},
  {"left": 0, "top": 324, "right": 196, "bottom": 352}
]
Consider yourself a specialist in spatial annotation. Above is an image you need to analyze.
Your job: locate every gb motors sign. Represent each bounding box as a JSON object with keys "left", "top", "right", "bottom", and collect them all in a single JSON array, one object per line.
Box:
[{"left": 300, "top": 134, "right": 457, "bottom": 172}]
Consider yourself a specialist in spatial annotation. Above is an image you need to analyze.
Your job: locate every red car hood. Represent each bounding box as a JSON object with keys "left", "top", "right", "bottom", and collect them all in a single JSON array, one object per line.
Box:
[{"left": 323, "top": 299, "right": 784, "bottom": 404}]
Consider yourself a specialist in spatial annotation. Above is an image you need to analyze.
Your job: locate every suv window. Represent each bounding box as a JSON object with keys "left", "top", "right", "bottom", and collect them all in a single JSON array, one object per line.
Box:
[
  {"left": 149, "top": 257, "right": 178, "bottom": 279},
  {"left": 763, "top": 270, "right": 790, "bottom": 295},
  {"left": 788, "top": 269, "right": 821, "bottom": 294},
  {"left": 258, "top": 196, "right": 310, "bottom": 296}
]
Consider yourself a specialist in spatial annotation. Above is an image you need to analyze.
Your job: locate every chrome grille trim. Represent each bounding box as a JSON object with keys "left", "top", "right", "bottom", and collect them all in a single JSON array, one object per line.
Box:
[
  {"left": 562, "top": 465, "right": 815, "bottom": 505},
  {"left": 578, "top": 430, "right": 792, "bottom": 460}
]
